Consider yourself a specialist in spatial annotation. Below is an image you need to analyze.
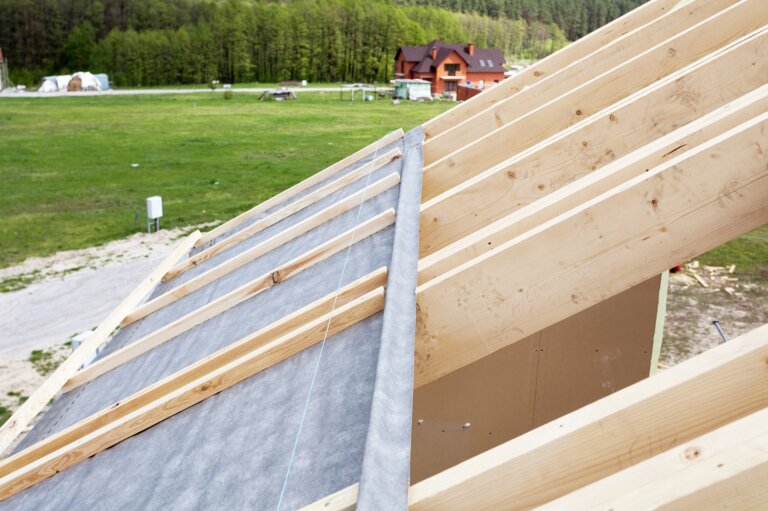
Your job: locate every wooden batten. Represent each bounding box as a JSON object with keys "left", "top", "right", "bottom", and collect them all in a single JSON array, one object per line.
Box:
[
  {"left": 123, "top": 173, "right": 400, "bottom": 326},
  {"left": 421, "top": 0, "right": 682, "bottom": 140},
  {"left": 419, "top": 11, "right": 768, "bottom": 260},
  {"left": 0, "top": 230, "right": 202, "bottom": 459},
  {"left": 421, "top": 3, "right": 768, "bottom": 201},
  {"left": 422, "top": 0, "right": 732, "bottom": 165},
  {"left": 419, "top": 85, "right": 768, "bottom": 281},
  {"left": 167, "top": 147, "right": 401, "bottom": 281},
  {"left": 194, "top": 128, "right": 404, "bottom": 248},
  {"left": 65, "top": 210, "right": 395, "bottom": 391},
  {"left": 0, "top": 286, "right": 387, "bottom": 502},
  {"left": 408, "top": 323, "right": 768, "bottom": 510},
  {"left": 415, "top": 112, "right": 768, "bottom": 386}
]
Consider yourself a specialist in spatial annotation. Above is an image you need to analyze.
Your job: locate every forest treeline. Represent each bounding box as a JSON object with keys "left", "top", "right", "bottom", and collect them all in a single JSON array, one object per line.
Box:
[{"left": 0, "top": 0, "right": 645, "bottom": 87}]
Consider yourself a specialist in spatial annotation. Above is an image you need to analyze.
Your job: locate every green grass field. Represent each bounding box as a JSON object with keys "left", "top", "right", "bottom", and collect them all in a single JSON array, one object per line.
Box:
[
  {"left": 0, "top": 92, "right": 452, "bottom": 268},
  {"left": 0, "top": 92, "right": 765, "bottom": 275}
]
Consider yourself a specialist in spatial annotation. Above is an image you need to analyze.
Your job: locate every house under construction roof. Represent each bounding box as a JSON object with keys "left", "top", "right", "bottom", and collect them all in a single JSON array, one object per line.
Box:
[{"left": 1, "top": 0, "right": 768, "bottom": 508}]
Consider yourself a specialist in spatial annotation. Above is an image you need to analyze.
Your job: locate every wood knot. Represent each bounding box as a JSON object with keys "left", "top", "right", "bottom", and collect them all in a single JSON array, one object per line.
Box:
[
  {"left": 576, "top": 109, "right": 583, "bottom": 116},
  {"left": 533, "top": 71, "right": 543, "bottom": 77},
  {"left": 609, "top": 114, "right": 617, "bottom": 122},
  {"left": 683, "top": 446, "right": 702, "bottom": 461},
  {"left": 667, "top": 47, "right": 677, "bottom": 58},
  {"left": 271, "top": 271, "right": 282, "bottom": 284},
  {"left": 507, "top": 170, "right": 517, "bottom": 179},
  {"left": 650, "top": 198, "right": 659, "bottom": 209},
  {"left": 537, "top": 184, "right": 546, "bottom": 191},
  {"left": 201, "top": 383, "right": 211, "bottom": 392},
  {"left": 581, "top": 141, "right": 589, "bottom": 148}
]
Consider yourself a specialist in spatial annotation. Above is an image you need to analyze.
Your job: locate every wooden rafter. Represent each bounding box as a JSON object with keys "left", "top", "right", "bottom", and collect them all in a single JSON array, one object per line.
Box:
[
  {"left": 419, "top": 24, "right": 768, "bottom": 259},
  {"left": 421, "top": 0, "right": 682, "bottom": 140},
  {"left": 421, "top": 2, "right": 768, "bottom": 201},
  {"left": 0, "top": 230, "right": 201, "bottom": 459},
  {"left": 414, "top": 111, "right": 768, "bottom": 386},
  {"left": 64, "top": 210, "right": 395, "bottom": 391},
  {"left": 0, "top": 284, "right": 387, "bottom": 502},
  {"left": 419, "top": 84, "right": 768, "bottom": 282},
  {"left": 422, "top": 0, "right": 733, "bottom": 165},
  {"left": 539, "top": 408, "right": 768, "bottom": 510},
  {"left": 167, "top": 147, "right": 401, "bottom": 281},
  {"left": 123, "top": 173, "right": 400, "bottom": 326},
  {"left": 194, "top": 128, "right": 403, "bottom": 248}
]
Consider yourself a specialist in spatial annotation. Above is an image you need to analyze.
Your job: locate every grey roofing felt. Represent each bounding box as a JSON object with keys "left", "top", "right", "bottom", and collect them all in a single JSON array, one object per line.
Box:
[
  {"left": 5, "top": 129, "right": 421, "bottom": 510},
  {"left": 357, "top": 127, "right": 423, "bottom": 510}
]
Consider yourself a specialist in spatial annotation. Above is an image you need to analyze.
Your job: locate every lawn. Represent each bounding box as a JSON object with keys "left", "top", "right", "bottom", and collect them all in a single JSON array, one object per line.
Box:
[{"left": 0, "top": 92, "right": 453, "bottom": 268}]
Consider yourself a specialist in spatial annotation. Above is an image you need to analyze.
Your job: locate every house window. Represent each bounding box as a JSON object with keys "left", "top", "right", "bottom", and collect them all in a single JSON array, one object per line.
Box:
[
  {"left": 487, "top": 59, "right": 494, "bottom": 67},
  {"left": 479, "top": 59, "right": 486, "bottom": 67},
  {"left": 444, "top": 63, "right": 460, "bottom": 76},
  {"left": 444, "top": 81, "right": 458, "bottom": 92}
]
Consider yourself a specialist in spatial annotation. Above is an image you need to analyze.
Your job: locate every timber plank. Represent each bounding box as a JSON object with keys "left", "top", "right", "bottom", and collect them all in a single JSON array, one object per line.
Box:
[
  {"left": 538, "top": 408, "right": 768, "bottom": 510},
  {"left": 419, "top": 85, "right": 768, "bottom": 281},
  {"left": 415, "top": 112, "right": 768, "bottom": 386}
]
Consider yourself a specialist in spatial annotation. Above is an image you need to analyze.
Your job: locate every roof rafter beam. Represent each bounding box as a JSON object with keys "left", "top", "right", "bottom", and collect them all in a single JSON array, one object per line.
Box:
[
  {"left": 540, "top": 407, "right": 768, "bottom": 510},
  {"left": 0, "top": 276, "right": 388, "bottom": 502},
  {"left": 65, "top": 209, "right": 395, "bottom": 391},
  {"left": 421, "top": 1, "right": 768, "bottom": 200},
  {"left": 415, "top": 110, "right": 768, "bottom": 386},
  {"left": 419, "top": 18, "right": 768, "bottom": 260},
  {"left": 123, "top": 172, "right": 400, "bottom": 326},
  {"left": 194, "top": 128, "right": 403, "bottom": 248},
  {"left": 419, "top": 84, "right": 768, "bottom": 282}
]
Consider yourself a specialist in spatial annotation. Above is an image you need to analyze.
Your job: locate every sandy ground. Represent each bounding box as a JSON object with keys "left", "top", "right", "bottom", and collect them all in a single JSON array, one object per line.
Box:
[
  {"left": 0, "top": 225, "right": 214, "bottom": 407},
  {"left": 661, "top": 264, "right": 768, "bottom": 366}
]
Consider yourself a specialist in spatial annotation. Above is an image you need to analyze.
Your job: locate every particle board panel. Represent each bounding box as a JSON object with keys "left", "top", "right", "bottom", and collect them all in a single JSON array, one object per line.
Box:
[
  {"left": 411, "top": 276, "right": 661, "bottom": 484},
  {"left": 411, "top": 332, "right": 539, "bottom": 484},
  {"left": 531, "top": 275, "right": 661, "bottom": 427}
]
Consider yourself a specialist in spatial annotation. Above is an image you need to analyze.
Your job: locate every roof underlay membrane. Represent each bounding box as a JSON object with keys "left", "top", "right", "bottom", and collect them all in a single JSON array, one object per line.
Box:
[{"left": 3, "top": 128, "right": 424, "bottom": 511}]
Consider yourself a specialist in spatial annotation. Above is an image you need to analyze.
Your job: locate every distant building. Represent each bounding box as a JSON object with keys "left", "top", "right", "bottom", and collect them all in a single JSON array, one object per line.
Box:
[{"left": 394, "top": 40, "right": 506, "bottom": 97}]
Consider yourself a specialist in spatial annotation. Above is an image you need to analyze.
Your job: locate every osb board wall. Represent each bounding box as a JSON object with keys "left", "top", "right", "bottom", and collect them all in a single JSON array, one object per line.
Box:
[{"left": 411, "top": 275, "right": 663, "bottom": 483}]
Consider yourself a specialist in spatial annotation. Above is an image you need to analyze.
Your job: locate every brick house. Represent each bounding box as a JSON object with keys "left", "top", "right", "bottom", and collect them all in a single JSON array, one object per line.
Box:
[{"left": 394, "top": 40, "right": 506, "bottom": 96}]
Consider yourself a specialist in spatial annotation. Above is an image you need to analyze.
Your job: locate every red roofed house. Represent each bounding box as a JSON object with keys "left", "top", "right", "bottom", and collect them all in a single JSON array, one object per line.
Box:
[{"left": 394, "top": 40, "right": 506, "bottom": 96}]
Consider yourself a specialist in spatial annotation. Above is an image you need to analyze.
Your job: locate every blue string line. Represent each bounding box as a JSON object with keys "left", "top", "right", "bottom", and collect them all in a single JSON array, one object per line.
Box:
[{"left": 275, "top": 133, "right": 391, "bottom": 510}]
